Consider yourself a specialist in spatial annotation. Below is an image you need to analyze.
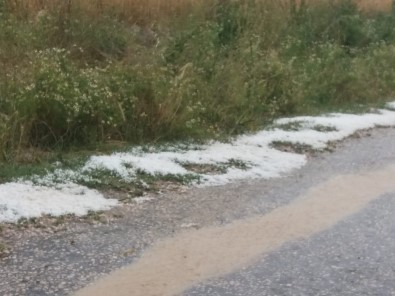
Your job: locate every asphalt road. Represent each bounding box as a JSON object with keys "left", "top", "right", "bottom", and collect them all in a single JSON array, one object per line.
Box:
[
  {"left": 184, "top": 188, "right": 395, "bottom": 296},
  {"left": 1, "top": 127, "right": 395, "bottom": 296}
]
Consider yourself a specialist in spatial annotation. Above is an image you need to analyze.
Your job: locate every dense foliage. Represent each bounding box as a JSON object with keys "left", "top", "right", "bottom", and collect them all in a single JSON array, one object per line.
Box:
[{"left": 1, "top": 0, "right": 395, "bottom": 160}]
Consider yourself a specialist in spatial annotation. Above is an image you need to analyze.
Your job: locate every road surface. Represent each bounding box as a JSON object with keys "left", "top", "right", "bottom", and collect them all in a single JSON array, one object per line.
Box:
[{"left": 1, "top": 127, "right": 395, "bottom": 296}]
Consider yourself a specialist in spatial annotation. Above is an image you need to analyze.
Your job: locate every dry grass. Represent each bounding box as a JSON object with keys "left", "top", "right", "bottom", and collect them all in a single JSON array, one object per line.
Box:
[
  {"left": 5, "top": 0, "right": 210, "bottom": 23},
  {"left": 355, "top": 0, "right": 392, "bottom": 12},
  {"left": 298, "top": 0, "right": 392, "bottom": 10},
  {"left": 6, "top": 0, "right": 393, "bottom": 24},
  {"left": 7, "top": 0, "right": 392, "bottom": 23}
]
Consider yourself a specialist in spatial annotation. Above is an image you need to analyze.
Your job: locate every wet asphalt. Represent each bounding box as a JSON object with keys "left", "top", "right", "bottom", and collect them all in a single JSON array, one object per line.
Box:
[
  {"left": 1, "top": 128, "right": 395, "bottom": 296},
  {"left": 184, "top": 193, "right": 395, "bottom": 296}
]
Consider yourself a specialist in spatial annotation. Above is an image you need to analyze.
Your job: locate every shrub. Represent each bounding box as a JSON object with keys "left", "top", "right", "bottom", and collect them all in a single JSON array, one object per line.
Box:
[{"left": 1, "top": 0, "right": 395, "bottom": 160}]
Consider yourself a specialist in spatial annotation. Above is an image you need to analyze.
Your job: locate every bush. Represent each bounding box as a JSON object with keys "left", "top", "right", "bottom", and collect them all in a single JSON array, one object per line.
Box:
[{"left": 1, "top": 0, "right": 395, "bottom": 161}]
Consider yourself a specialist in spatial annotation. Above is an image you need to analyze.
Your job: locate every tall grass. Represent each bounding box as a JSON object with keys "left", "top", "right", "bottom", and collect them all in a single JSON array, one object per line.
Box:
[
  {"left": 5, "top": 0, "right": 210, "bottom": 24},
  {"left": 5, "top": 0, "right": 393, "bottom": 21},
  {"left": 1, "top": 0, "right": 395, "bottom": 162}
]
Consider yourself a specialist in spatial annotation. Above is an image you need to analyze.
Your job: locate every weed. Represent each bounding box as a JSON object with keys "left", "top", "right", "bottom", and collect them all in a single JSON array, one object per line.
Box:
[
  {"left": 86, "top": 211, "right": 107, "bottom": 223},
  {"left": 0, "top": 242, "right": 8, "bottom": 256},
  {"left": 226, "top": 159, "right": 250, "bottom": 170},
  {"left": 1, "top": 0, "right": 395, "bottom": 161},
  {"left": 274, "top": 122, "right": 305, "bottom": 132},
  {"left": 271, "top": 141, "right": 315, "bottom": 154},
  {"left": 312, "top": 125, "right": 338, "bottom": 132},
  {"left": 182, "top": 163, "right": 226, "bottom": 175}
]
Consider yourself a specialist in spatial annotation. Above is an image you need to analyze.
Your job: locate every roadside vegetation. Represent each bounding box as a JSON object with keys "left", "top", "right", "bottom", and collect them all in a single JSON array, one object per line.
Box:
[{"left": 1, "top": 0, "right": 395, "bottom": 164}]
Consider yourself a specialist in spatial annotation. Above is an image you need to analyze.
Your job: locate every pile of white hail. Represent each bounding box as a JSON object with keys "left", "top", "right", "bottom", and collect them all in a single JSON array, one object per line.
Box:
[{"left": 2, "top": 103, "right": 395, "bottom": 222}]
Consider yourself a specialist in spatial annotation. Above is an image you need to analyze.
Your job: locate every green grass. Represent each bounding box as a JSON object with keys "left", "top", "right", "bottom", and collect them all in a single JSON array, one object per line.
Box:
[{"left": 1, "top": 0, "right": 395, "bottom": 163}]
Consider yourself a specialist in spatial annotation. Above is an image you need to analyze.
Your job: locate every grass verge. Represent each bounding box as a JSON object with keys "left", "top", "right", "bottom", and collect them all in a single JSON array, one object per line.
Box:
[{"left": 1, "top": 0, "right": 395, "bottom": 162}]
